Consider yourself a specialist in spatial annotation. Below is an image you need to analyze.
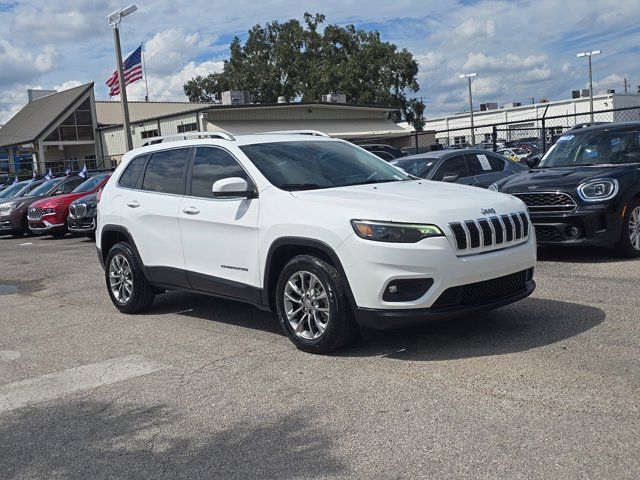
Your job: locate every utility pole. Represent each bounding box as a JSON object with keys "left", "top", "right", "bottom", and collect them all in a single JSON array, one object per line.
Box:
[
  {"left": 107, "top": 5, "right": 137, "bottom": 152},
  {"left": 624, "top": 77, "right": 628, "bottom": 94},
  {"left": 577, "top": 50, "right": 601, "bottom": 123},
  {"left": 459, "top": 73, "right": 477, "bottom": 146}
]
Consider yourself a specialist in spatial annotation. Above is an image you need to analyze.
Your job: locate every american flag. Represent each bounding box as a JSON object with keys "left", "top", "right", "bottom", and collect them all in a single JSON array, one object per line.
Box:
[{"left": 106, "top": 44, "right": 143, "bottom": 97}]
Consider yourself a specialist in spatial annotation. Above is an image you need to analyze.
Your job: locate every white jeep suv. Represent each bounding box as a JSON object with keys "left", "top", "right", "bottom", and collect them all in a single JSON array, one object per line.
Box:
[{"left": 97, "top": 131, "right": 536, "bottom": 353}]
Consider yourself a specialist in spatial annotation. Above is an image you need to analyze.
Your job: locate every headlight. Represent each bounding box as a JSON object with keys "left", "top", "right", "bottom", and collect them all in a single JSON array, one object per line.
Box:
[
  {"left": 577, "top": 179, "right": 618, "bottom": 202},
  {"left": 351, "top": 220, "right": 444, "bottom": 243},
  {"left": 488, "top": 183, "right": 499, "bottom": 192},
  {"left": 0, "top": 202, "right": 19, "bottom": 213}
]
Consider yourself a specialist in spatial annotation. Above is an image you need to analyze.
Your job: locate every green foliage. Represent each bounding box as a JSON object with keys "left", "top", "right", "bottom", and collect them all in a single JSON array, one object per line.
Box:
[{"left": 184, "top": 13, "right": 424, "bottom": 129}]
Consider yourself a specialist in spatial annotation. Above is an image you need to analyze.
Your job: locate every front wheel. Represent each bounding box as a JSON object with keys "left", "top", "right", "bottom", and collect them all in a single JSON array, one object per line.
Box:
[
  {"left": 276, "top": 255, "right": 358, "bottom": 354},
  {"left": 615, "top": 200, "right": 640, "bottom": 258},
  {"left": 105, "top": 242, "right": 155, "bottom": 313}
]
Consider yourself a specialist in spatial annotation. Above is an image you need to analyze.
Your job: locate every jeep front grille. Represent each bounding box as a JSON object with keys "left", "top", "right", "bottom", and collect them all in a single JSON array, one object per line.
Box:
[
  {"left": 449, "top": 212, "right": 529, "bottom": 254},
  {"left": 513, "top": 192, "right": 577, "bottom": 213}
]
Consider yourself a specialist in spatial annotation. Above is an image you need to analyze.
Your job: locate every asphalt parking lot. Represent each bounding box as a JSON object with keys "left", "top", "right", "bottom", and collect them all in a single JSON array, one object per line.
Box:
[{"left": 0, "top": 234, "right": 638, "bottom": 479}]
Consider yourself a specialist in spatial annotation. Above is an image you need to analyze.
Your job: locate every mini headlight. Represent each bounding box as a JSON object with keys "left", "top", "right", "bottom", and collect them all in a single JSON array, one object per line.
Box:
[
  {"left": 488, "top": 183, "right": 499, "bottom": 192},
  {"left": 351, "top": 220, "right": 444, "bottom": 243},
  {"left": 577, "top": 179, "right": 618, "bottom": 202}
]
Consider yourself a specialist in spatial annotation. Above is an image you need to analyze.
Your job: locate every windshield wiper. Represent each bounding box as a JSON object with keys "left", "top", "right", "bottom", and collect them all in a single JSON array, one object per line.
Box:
[
  {"left": 279, "top": 183, "right": 326, "bottom": 191},
  {"left": 349, "top": 179, "right": 403, "bottom": 186}
]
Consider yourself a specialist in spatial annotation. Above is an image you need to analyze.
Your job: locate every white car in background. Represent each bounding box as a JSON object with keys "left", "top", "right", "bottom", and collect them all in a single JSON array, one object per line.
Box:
[{"left": 97, "top": 131, "right": 536, "bottom": 353}]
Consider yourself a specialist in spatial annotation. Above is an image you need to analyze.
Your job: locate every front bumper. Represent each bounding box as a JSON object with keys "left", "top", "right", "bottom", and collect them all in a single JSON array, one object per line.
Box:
[
  {"left": 530, "top": 206, "right": 620, "bottom": 246},
  {"left": 336, "top": 233, "right": 537, "bottom": 319},
  {"left": 28, "top": 216, "right": 65, "bottom": 233},
  {"left": 68, "top": 217, "right": 96, "bottom": 233},
  {"left": 356, "top": 275, "right": 535, "bottom": 330}
]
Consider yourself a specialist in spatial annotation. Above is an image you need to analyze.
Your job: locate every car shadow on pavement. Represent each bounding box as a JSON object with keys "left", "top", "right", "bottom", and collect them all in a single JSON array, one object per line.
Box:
[
  {"left": 148, "top": 290, "right": 282, "bottom": 335},
  {"left": 341, "top": 297, "right": 605, "bottom": 361},
  {"left": 537, "top": 245, "right": 629, "bottom": 263},
  {"left": 0, "top": 400, "right": 346, "bottom": 480}
]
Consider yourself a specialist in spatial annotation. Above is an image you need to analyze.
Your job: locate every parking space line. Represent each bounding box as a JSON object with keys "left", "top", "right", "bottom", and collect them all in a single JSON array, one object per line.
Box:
[
  {"left": 19, "top": 242, "right": 33, "bottom": 246},
  {"left": 0, "top": 355, "right": 167, "bottom": 414}
]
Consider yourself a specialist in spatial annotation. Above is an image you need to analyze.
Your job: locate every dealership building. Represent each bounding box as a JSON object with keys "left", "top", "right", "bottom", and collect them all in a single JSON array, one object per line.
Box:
[
  {"left": 0, "top": 82, "right": 408, "bottom": 175},
  {"left": 427, "top": 91, "right": 640, "bottom": 146}
]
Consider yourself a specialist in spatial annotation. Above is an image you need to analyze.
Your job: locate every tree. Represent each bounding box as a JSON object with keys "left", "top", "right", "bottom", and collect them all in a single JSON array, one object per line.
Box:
[{"left": 184, "top": 13, "right": 424, "bottom": 129}]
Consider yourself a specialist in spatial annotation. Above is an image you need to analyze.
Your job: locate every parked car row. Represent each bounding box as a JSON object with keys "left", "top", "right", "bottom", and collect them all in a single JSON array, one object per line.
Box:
[{"left": 0, "top": 172, "right": 108, "bottom": 238}]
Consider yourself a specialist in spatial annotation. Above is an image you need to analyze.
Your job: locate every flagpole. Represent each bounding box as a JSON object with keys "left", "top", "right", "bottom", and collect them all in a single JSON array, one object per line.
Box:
[
  {"left": 142, "top": 42, "right": 149, "bottom": 102},
  {"left": 108, "top": 9, "right": 134, "bottom": 152}
]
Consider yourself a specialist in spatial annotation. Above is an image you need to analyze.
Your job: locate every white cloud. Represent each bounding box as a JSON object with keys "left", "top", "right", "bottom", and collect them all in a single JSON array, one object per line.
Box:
[
  {"left": 144, "top": 29, "right": 217, "bottom": 76},
  {"left": 53, "top": 80, "right": 84, "bottom": 91},
  {"left": 592, "top": 73, "right": 626, "bottom": 93},
  {"left": 0, "top": 40, "right": 57, "bottom": 84},
  {"left": 415, "top": 51, "right": 444, "bottom": 72},
  {"left": 463, "top": 52, "right": 548, "bottom": 72},
  {"left": 124, "top": 60, "right": 225, "bottom": 101},
  {"left": 452, "top": 18, "right": 496, "bottom": 40}
]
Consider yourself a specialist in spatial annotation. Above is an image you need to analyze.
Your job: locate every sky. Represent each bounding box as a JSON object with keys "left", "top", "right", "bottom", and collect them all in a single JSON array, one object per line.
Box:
[{"left": 0, "top": 0, "right": 639, "bottom": 123}]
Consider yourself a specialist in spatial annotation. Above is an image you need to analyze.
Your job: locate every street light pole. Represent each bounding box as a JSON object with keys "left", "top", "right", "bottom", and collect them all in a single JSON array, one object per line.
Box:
[
  {"left": 107, "top": 5, "right": 137, "bottom": 153},
  {"left": 577, "top": 50, "right": 601, "bottom": 123},
  {"left": 459, "top": 73, "right": 477, "bottom": 146}
]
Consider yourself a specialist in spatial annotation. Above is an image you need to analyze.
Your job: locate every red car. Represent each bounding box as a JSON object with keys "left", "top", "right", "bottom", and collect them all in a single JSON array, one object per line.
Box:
[{"left": 27, "top": 173, "right": 111, "bottom": 237}]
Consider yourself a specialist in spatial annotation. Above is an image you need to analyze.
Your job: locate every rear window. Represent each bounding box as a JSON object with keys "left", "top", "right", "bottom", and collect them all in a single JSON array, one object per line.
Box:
[
  {"left": 118, "top": 155, "right": 148, "bottom": 189},
  {"left": 72, "top": 174, "right": 109, "bottom": 193},
  {"left": 30, "top": 178, "right": 64, "bottom": 196}
]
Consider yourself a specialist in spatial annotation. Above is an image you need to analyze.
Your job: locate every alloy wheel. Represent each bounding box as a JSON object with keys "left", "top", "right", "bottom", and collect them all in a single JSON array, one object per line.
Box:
[
  {"left": 109, "top": 253, "right": 133, "bottom": 305},
  {"left": 283, "top": 271, "right": 330, "bottom": 340},
  {"left": 630, "top": 206, "right": 640, "bottom": 251}
]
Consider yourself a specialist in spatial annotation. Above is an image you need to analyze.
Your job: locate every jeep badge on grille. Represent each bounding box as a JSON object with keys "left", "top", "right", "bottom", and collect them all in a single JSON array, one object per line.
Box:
[{"left": 481, "top": 208, "right": 496, "bottom": 215}]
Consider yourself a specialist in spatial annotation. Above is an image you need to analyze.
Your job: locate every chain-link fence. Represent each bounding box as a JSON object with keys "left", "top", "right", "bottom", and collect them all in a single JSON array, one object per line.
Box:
[{"left": 353, "top": 105, "right": 640, "bottom": 156}]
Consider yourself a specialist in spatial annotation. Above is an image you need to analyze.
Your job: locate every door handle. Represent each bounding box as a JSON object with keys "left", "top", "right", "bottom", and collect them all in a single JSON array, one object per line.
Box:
[
  {"left": 182, "top": 206, "right": 200, "bottom": 215},
  {"left": 126, "top": 200, "right": 140, "bottom": 208}
]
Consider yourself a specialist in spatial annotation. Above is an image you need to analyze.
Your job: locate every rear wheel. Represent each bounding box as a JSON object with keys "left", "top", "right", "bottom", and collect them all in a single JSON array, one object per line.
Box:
[
  {"left": 105, "top": 242, "right": 155, "bottom": 313},
  {"left": 615, "top": 200, "right": 640, "bottom": 258},
  {"left": 276, "top": 254, "right": 358, "bottom": 354}
]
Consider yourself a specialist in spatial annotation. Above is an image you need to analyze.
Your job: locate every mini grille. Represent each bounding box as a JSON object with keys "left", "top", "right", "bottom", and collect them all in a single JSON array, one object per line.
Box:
[
  {"left": 449, "top": 212, "right": 529, "bottom": 253},
  {"left": 534, "top": 225, "right": 562, "bottom": 242},
  {"left": 513, "top": 192, "right": 577, "bottom": 213},
  {"left": 432, "top": 268, "right": 533, "bottom": 309}
]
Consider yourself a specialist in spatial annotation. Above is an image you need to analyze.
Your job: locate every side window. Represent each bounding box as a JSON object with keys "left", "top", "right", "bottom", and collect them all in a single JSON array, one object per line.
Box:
[
  {"left": 486, "top": 154, "right": 506, "bottom": 171},
  {"left": 61, "top": 178, "right": 83, "bottom": 193},
  {"left": 465, "top": 154, "right": 484, "bottom": 175},
  {"left": 118, "top": 155, "right": 148, "bottom": 189},
  {"left": 432, "top": 155, "right": 470, "bottom": 181},
  {"left": 190, "top": 148, "right": 248, "bottom": 199},
  {"left": 141, "top": 148, "right": 190, "bottom": 195}
]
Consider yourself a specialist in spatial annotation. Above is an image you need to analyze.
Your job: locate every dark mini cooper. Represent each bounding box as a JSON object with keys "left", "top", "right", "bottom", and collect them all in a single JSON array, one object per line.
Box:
[{"left": 491, "top": 122, "right": 640, "bottom": 257}]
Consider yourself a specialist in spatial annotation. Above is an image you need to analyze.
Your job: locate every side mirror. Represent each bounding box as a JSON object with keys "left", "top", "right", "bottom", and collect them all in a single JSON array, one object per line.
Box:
[
  {"left": 525, "top": 156, "right": 540, "bottom": 168},
  {"left": 442, "top": 174, "right": 459, "bottom": 183},
  {"left": 212, "top": 177, "right": 257, "bottom": 198}
]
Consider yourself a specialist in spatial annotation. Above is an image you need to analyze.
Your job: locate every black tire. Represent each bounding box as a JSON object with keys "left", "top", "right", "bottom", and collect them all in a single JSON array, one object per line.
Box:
[
  {"left": 615, "top": 199, "right": 640, "bottom": 258},
  {"left": 105, "top": 241, "right": 155, "bottom": 313},
  {"left": 276, "top": 254, "right": 358, "bottom": 354}
]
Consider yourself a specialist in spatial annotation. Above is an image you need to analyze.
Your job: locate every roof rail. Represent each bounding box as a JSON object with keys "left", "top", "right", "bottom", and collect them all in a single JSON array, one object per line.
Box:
[
  {"left": 260, "top": 130, "right": 330, "bottom": 137},
  {"left": 142, "top": 131, "right": 235, "bottom": 146}
]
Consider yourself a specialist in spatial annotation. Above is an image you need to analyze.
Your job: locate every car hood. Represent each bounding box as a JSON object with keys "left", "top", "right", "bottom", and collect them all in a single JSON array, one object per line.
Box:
[
  {"left": 30, "top": 192, "right": 90, "bottom": 209},
  {"left": 291, "top": 180, "right": 526, "bottom": 224},
  {"left": 0, "top": 194, "right": 42, "bottom": 208},
  {"left": 496, "top": 164, "right": 639, "bottom": 192}
]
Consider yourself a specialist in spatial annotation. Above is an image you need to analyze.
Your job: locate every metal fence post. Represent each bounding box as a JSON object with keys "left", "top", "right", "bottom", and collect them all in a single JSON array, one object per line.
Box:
[
  {"left": 492, "top": 125, "right": 497, "bottom": 152},
  {"left": 414, "top": 131, "right": 419, "bottom": 155},
  {"left": 541, "top": 117, "right": 547, "bottom": 153}
]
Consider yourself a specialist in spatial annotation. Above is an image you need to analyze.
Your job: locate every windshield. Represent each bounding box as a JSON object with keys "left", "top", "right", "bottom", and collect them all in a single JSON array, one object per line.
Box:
[
  {"left": 0, "top": 181, "right": 27, "bottom": 198},
  {"left": 29, "top": 178, "right": 64, "bottom": 196},
  {"left": 240, "top": 141, "right": 410, "bottom": 190},
  {"left": 539, "top": 128, "right": 640, "bottom": 168},
  {"left": 72, "top": 174, "right": 108, "bottom": 193},
  {"left": 391, "top": 157, "right": 437, "bottom": 177}
]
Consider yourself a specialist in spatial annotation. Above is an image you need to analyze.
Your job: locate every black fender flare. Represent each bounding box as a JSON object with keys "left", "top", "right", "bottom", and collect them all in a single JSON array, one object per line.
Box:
[{"left": 261, "top": 237, "right": 357, "bottom": 312}]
